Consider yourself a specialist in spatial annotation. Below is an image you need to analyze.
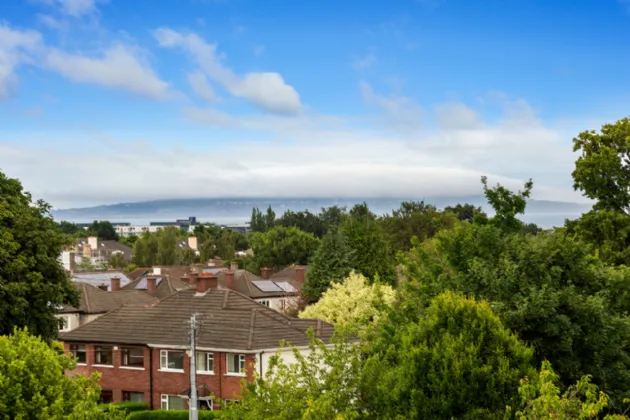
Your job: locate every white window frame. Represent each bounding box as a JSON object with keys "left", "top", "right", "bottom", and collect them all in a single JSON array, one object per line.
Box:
[
  {"left": 259, "top": 300, "right": 270, "bottom": 307},
  {"left": 160, "top": 350, "right": 184, "bottom": 372},
  {"left": 226, "top": 353, "right": 246, "bottom": 376},
  {"left": 196, "top": 351, "right": 214, "bottom": 375},
  {"left": 94, "top": 346, "right": 113, "bottom": 366},
  {"left": 160, "top": 394, "right": 185, "bottom": 410},
  {"left": 70, "top": 344, "right": 87, "bottom": 365}
]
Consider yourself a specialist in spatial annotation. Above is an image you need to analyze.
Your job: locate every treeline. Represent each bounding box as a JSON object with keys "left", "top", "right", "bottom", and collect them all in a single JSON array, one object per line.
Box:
[{"left": 57, "top": 220, "right": 120, "bottom": 241}]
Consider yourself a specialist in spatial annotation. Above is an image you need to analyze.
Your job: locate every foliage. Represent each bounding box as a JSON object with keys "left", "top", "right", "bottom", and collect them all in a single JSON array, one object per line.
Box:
[
  {"left": 509, "top": 361, "right": 629, "bottom": 419},
  {"left": 299, "top": 271, "right": 395, "bottom": 333},
  {"left": 250, "top": 206, "right": 276, "bottom": 233},
  {"left": 120, "top": 235, "right": 138, "bottom": 247},
  {"left": 318, "top": 205, "right": 348, "bottom": 230},
  {"left": 0, "top": 170, "right": 78, "bottom": 339},
  {"left": 133, "top": 228, "right": 200, "bottom": 266},
  {"left": 77, "top": 256, "right": 96, "bottom": 272},
  {"left": 247, "top": 226, "right": 319, "bottom": 272},
  {"left": 276, "top": 210, "right": 326, "bottom": 238},
  {"left": 126, "top": 411, "right": 219, "bottom": 419},
  {"left": 362, "top": 291, "right": 534, "bottom": 420},
  {"left": 107, "top": 252, "right": 126, "bottom": 270},
  {"left": 0, "top": 328, "right": 121, "bottom": 420},
  {"left": 481, "top": 175, "right": 533, "bottom": 233},
  {"left": 444, "top": 203, "right": 487, "bottom": 223},
  {"left": 110, "top": 402, "right": 148, "bottom": 413},
  {"left": 302, "top": 228, "right": 355, "bottom": 301},
  {"left": 341, "top": 203, "right": 397, "bottom": 287},
  {"left": 406, "top": 221, "right": 630, "bottom": 406},
  {"left": 58, "top": 220, "right": 82, "bottom": 236},
  {"left": 222, "top": 334, "right": 364, "bottom": 420},
  {"left": 572, "top": 117, "right": 630, "bottom": 213},
  {"left": 87, "top": 221, "right": 119, "bottom": 241},
  {"left": 379, "top": 201, "right": 459, "bottom": 252}
]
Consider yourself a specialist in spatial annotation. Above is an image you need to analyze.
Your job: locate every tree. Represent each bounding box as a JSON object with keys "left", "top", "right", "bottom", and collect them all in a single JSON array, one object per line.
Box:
[
  {"left": 250, "top": 206, "right": 275, "bottom": 233},
  {"left": 265, "top": 206, "right": 276, "bottom": 231},
  {"left": 565, "top": 209, "right": 630, "bottom": 265},
  {"left": 76, "top": 256, "right": 96, "bottom": 272},
  {"left": 276, "top": 210, "right": 326, "bottom": 238},
  {"left": 222, "top": 334, "right": 364, "bottom": 420},
  {"left": 319, "top": 205, "right": 347, "bottom": 231},
  {"left": 248, "top": 226, "right": 319, "bottom": 272},
  {"left": 509, "top": 361, "right": 629, "bottom": 419},
  {"left": 362, "top": 291, "right": 534, "bottom": 420},
  {"left": 302, "top": 228, "right": 356, "bottom": 301},
  {"left": 87, "top": 220, "right": 119, "bottom": 241},
  {"left": 119, "top": 235, "right": 138, "bottom": 248},
  {"left": 0, "top": 328, "right": 125, "bottom": 419},
  {"left": 107, "top": 252, "right": 126, "bottom": 270},
  {"left": 341, "top": 203, "right": 396, "bottom": 286},
  {"left": 0, "top": 171, "right": 78, "bottom": 340},
  {"left": 300, "top": 272, "right": 395, "bottom": 333},
  {"left": 444, "top": 203, "right": 487, "bottom": 223},
  {"left": 481, "top": 175, "right": 533, "bottom": 233},
  {"left": 58, "top": 220, "right": 81, "bottom": 236},
  {"left": 572, "top": 117, "right": 630, "bottom": 213},
  {"left": 155, "top": 227, "right": 179, "bottom": 265}
]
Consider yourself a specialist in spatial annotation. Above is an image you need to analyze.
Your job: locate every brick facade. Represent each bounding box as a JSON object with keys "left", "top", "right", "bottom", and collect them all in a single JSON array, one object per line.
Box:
[{"left": 64, "top": 342, "right": 255, "bottom": 410}]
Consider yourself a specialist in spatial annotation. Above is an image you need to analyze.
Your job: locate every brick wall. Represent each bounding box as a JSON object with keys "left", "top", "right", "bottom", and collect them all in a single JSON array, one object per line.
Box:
[{"left": 64, "top": 342, "right": 256, "bottom": 410}]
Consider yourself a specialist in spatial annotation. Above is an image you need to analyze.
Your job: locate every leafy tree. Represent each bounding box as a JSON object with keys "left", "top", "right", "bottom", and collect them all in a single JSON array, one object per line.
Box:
[
  {"left": 155, "top": 227, "right": 180, "bottom": 265},
  {"left": 76, "top": 257, "right": 96, "bottom": 272},
  {"left": 341, "top": 203, "right": 396, "bottom": 286},
  {"left": 406, "top": 222, "right": 630, "bottom": 406},
  {"left": 222, "top": 334, "right": 364, "bottom": 420},
  {"left": 379, "top": 201, "right": 459, "bottom": 252},
  {"left": 132, "top": 231, "right": 157, "bottom": 267},
  {"left": 216, "top": 229, "right": 238, "bottom": 260},
  {"left": 572, "top": 117, "right": 630, "bottom": 213},
  {"left": 444, "top": 203, "right": 487, "bottom": 223},
  {"left": 565, "top": 209, "right": 630, "bottom": 265},
  {"left": 0, "top": 328, "right": 125, "bottom": 419},
  {"left": 87, "top": 220, "right": 119, "bottom": 241},
  {"left": 119, "top": 235, "right": 138, "bottom": 248},
  {"left": 178, "top": 247, "right": 198, "bottom": 265},
  {"left": 276, "top": 210, "right": 326, "bottom": 238},
  {"left": 302, "top": 228, "right": 355, "bottom": 301},
  {"left": 509, "top": 361, "right": 629, "bottom": 419},
  {"left": 194, "top": 224, "right": 221, "bottom": 262},
  {"left": 481, "top": 175, "right": 533, "bottom": 233},
  {"left": 107, "top": 252, "right": 126, "bottom": 270},
  {"left": 319, "top": 205, "right": 347, "bottom": 230},
  {"left": 0, "top": 171, "right": 78, "bottom": 340},
  {"left": 248, "top": 226, "right": 319, "bottom": 272},
  {"left": 362, "top": 291, "right": 534, "bottom": 420},
  {"left": 265, "top": 206, "right": 276, "bottom": 231},
  {"left": 249, "top": 206, "right": 276, "bottom": 233},
  {"left": 58, "top": 220, "right": 81, "bottom": 236},
  {"left": 300, "top": 272, "right": 395, "bottom": 333}
]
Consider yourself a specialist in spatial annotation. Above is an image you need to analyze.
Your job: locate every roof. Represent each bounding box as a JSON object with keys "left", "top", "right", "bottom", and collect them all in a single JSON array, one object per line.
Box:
[
  {"left": 59, "top": 288, "right": 335, "bottom": 351},
  {"left": 75, "top": 239, "right": 133, "bottom": 259},
  {"left": 61, "top": 282, "right": 158, "bottom": 314},
  {"left": 122, "top": 271, "right": 193, "bottom": 300},
  {"left": 71, "top": 271, "right": 132, "bottom": 290},
  {"left": 215, "top": 269, "right": 302, "bottom": 299},
  {"left": 270, "top": 266, "right": 309, "bottom": 283},
  {"left": 126, "top": 267, "right": 151, "bottom": 280}
]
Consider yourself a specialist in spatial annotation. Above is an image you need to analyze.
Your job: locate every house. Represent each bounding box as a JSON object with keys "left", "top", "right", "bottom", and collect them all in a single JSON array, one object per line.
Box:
[
  {"left": 122, "top": 267, "right": 194, "bottom": 300},
  {"left": 71, "top": 271, "right": 133, "bottom": 290},
  {"left": 57, "top": 280, "right": 158, "bottom": 332},
  {"left": 59, "top": 276, "right": 335, "bottom": 410},
  {"left": 62, "top": 237, "right": 133, "bottom": 270}
]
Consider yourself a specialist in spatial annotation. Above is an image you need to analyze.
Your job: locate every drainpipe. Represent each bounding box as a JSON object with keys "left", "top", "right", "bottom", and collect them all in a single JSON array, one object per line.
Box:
[
  {"left": 259, "top": 351, "right": 264, "bottom": 376},
  {"left": 148, "top": 346, "right": 154, "bottom": 410}
]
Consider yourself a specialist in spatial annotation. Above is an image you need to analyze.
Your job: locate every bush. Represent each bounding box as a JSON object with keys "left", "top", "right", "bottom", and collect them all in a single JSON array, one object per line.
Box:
[
  {"left": 115, "top": 401, "right": 149, "bottom": 413},
  {"left": 127, "top": 410, "right": 220, "bottom": 419}
]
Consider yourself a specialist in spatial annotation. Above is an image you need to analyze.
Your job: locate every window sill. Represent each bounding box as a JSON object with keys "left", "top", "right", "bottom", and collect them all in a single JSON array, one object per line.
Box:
[
  {"left": 120, "top": 366, "right": 145, "bottom": 371},
  {"left": 158, "top": 369, "right": 185, "bottom": 373},
  {"left": 75, "top": 363, "right": 87, "bottom": 366},
  {"left": 92, "top": 364, "right": 114, "bottom": 368},
  {"left": 224, "top": 373, "right": 246, "bottom": 377},
  {"left": 197, "top": 371, "right": 215, "bottom": 375}
]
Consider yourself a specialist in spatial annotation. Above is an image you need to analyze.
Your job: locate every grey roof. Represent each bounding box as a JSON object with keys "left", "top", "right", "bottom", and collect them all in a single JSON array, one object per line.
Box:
[
  {"left": 61, "top": 282, "right": 158, "bottom": 314},
  {"left": 71, "top": 271, "right": 132, "bottom": 290},
  {"left": 215, "top": 269, "right": 302, "bottom": 299},
  {"left": 122, "top": 272, "right": 192, "bottom": 300},
  {"left": 59, "top": 288, "right": 334, "bottom": 350}
]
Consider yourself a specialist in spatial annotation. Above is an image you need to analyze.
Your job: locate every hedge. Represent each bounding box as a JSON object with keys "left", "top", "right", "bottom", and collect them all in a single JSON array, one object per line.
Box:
[
  {"left": 126, "top": 410, "right": 220, "bottom": 419},
  {"left": 98, "top": 402, "right": 149, "bottom": 414}
]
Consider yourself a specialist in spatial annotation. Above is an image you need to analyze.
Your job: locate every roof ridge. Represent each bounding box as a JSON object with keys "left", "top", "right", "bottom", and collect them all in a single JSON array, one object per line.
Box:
[{"left": 82, "top": 283, "right": 92, "bottom": 312}]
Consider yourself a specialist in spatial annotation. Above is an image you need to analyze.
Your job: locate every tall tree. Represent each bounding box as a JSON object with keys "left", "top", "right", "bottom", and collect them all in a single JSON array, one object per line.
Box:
[
  {"left": 0, "top": 171, "right": 78, "bottom": 340},
  {"left": 276, "top": 210, "right": 326, "bottom": 238},
  {"left": 319, "top": 205, "right": 348, "bottom": 230},
  {"left": 57, "top": 220, "right": 81, "bottom": 235},
  {"left": 444, "top": 203, "right": 487, "bottom": 223},
  {"left": 249, "top": 207, "right": 269, "bottom": 233},
  {"left": 155, "top": 227, "right": 179, "bottom": 265},
  {"left": 87, "top": 220, "right": 119, "bottom": 240},
  {"left": 482, "top": 175, "right": 533, "bottom": 233},
  {"left": 265, "top": 205, "right": 276, "bottom": 230},
  {"left": 302, "top": 228, "right": 356, "bottom": 301},
  {"left": 247, "top": 226, "right": 319, "bottom": 272}
]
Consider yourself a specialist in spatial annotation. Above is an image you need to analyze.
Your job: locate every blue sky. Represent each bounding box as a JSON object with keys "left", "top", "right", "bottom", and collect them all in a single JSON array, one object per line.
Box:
[{"left": 0, "top": 0, "right": 628, "bottom": 208}]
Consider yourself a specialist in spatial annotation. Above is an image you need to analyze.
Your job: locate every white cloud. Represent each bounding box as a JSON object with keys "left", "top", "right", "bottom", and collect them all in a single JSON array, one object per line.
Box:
[
  {"left": 360, "top": 81, "right": 424, "bottom": 130},
  {"left": 36, "top": 14, "right": 68, "bottom": 31},
  {"left": 33, "top": 0, "right": 99, "bottom": 16},
  {"left": 45, "top": 44, "right": 174, "bottom": 99},
  {"left": 187, "top": 71, "right": 219, "bottom": 102},
  {"left": 153, "top": 27, "right": 301, "bottom": 114},
  {"left": 0, "top": 24, "right": 42, "bottom": 98},
  {"left": 434, "top": 102, "right": 481, "bottom": 129},
  {"left": 353, "top": 52, "right": 377, "bottom": 70}
]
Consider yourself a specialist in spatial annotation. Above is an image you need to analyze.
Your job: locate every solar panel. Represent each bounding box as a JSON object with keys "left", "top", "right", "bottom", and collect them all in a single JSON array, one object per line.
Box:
[
  {"left": 252, "top": 280, "right": 283, "bottom": 292},
  {"left": 274, "top": 281, "right": 297, "bottom": 293}
]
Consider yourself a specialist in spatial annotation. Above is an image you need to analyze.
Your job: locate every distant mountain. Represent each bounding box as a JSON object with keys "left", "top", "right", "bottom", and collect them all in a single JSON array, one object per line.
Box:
[{"left": 51, "top": 197, "right": 594, "bottom": 228}]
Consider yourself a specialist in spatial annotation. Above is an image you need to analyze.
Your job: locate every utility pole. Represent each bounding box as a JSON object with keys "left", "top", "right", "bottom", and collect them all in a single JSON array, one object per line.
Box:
[{"left": 188, "top": 313, "right": 199, "bottom": 420}]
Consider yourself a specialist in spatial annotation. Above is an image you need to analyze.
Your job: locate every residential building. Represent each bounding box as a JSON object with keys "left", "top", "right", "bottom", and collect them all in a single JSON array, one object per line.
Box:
[
  {"left": 71, "top": 271, "right": 133, "bottom": 290},
  {"left": 62, "top": 237, "right": 133, "bottom": 269},
  {"left": 115, "top": 217, "right": 198, "bottom": 238},
  {"left": 59, "top": 277, "right": 334, "bottom": 410}
]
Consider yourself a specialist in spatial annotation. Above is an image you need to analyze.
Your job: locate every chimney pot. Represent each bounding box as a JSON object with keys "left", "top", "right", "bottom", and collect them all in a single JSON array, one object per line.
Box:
[
  {"left": 225, "top": 270, "right": 235, "bottom": 290},
  {"left": 196, "top": 273, "right": 217, "bottom": 292},
  {"left": 146, "top": 276, "right": 158, "bottom": 297},
  {"left": 111, "top": 277, "right": 121, "bottom": 292},
  {"left": 260, "top": 267, "right": 272, "bottom": 280},
  {"left": 295, "top": 266, "right": 305, "bottom": 285}
]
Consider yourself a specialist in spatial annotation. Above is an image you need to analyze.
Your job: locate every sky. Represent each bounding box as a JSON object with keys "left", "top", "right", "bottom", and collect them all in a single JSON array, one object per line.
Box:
[{"left": 1, "top": 0, "right": 629, "bottom": 209}]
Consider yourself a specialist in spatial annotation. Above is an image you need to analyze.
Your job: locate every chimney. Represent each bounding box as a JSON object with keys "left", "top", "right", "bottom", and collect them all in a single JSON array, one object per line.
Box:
[
  {"left": 68, "top": 251, "right": 76, "bottom": 273},
  {"left": 230, "top": 261, "right": 239, "bottom": 271},
  {"left": 295, "top": 266, "right": 305, "bottom": 285},
  {"left": 87, "top": 236, "right": 98, "bottom": 250},
  {"left": 82, "top": 244, "right": 92, "bottom": 258},
  {"left": 188, "top": 273, "right": 198, "bottom": 287},
  {"left": 197, "top": 273, "right": 217, "bottom": 293},
  {"left": 260, "top": 267, "right": 271, "bottom": 280},
  {"left": 111, "top": 277, "right": 121, "bottom": 292},
  {"left": 225, "top": 270, "right": 235, "bottom": 290},
  {"left": 180, "top": 274, "right": 189, "bottom": 285},
  {"left": 188, "top": 236, "right": 198, "bottom": 251},
  {"left": 146, "top": 276, "right": 157, "bottom": 297},
  {"left": 97, "top": 283, "right": 108, "bottom": 291}
]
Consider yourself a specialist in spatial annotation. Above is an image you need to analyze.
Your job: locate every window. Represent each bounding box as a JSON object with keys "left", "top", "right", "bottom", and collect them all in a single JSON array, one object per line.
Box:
[
  {"left": 122, "top": 348, "right": 144, "bottom": 368},
  {"left": 227, "top": 354, "right": 246, "bottom": 375},
  {"left": 59, "top": 315, "right": 70, "bottom": 332},
  {"left": 160, "top": 350, "right": 184, "bottom": 371},
  {"left": 94, "top": 346, "right": 113, "bottom": 365},
  {"left": 70, "top": 344, "right": 86, "bottom": 364},
  {"left": 99, "top": 390, "right": 113, "bottom": 404},
  {"left": 122, "top": 391, "right": 145, "bottom": 403},
  {"left": 161, "top": 394, "right": 185, "bottom": 410},
  {"left": 196, "top": 352, "right": 214, "bottom": 373},
  {"left": 259, "top": 300, "right": 270, "bottom": 307},
  {"left": 199, "top": 400, "right": 213, "bottom": 411}
]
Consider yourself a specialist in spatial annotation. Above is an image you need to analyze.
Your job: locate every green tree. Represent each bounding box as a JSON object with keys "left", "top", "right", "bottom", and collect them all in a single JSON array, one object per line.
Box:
[
  {"left": 276, "top": 210, "right": 326, "bottom": 238},
  {"left": 362, "top": 291, "right": 534, "bottom": 420},
  {"left": 119, "top": 235, "right": 138, "bottom": 248},
  {"left": 222, "top": 334, "right": 363, "bottom": 420},
  {"left": 341, "top": 203, "right": 396, "bottom": 286},
  {"left": 319, "top": 205, "right": 348, "bottom": 231},
  {"left": 265, "top": 206, "right": 276, "bottom": 231},
  {"left": 132, "top": 232, "right": 157, "bottom": 267},
  {"left": 216, "top": 229, "right": 238, "bottom": 260},
  {"left": 481, "top": 175, "right": 533, "bottom": 233},
  {"left": 248, "top": 226, "right": 319, "bottom": 272},
  {"left": 0, "top": 171, "right": 78, "bottom": 340},
  {"left": 444, "top": 203, "right": 487, "bottom": 223},
  {"left": 107, "top": 252, "right": 126, "bottom": 270},
  {"left": 87, "top": 221, "right": 119, "bottom": 241},
  {"left": 572, "top": 117, "right": 630, "bottom": 213},
  {"left": 155, "top": 227, "right": 179, "bottom": 265},
  {"left": 565, "top": 209, "right": 630, "bottom": 265},
  {"left": 76, "top": 257, "right": 96, "bottom": 272},
  {"left": 302, "top": 228, "right": 355, "bottom": 301},
  {"left": 57, "top": 221, "right": 81, "bottom": 236},
  {"left": 0, "top": 328, "right": 124, "bottom": 419}
]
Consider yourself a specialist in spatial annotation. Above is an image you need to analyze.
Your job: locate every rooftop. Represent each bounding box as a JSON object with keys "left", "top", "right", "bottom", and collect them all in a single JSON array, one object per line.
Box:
[{"left": 61, "top": 282, "right": 158, "bottom": 314}]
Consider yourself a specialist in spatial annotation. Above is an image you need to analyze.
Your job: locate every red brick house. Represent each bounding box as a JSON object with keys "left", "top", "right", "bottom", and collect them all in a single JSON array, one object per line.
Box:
[{"left": 59, "top": 274, "right": 334, "bottom": 411}]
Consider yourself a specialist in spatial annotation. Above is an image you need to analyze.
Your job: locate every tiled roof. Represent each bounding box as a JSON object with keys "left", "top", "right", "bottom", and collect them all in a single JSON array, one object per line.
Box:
[
  {"left": 215, "top": 269, "right": 302, "bottom": 299},
  {"left": 126, "top": 267, "right": 151, "bottom": 280},
  {"left": 71, "top": 271, "right": 132, "bottom": 290},
  {"left": 122, "top": 272, "right": 192, "bottom": 300},
  {"left": 61, "top": 282, "right": 158, "bottom": 314},
  {"left": 59, "top": 288, "right": 335, "bottom": 350},
  {"left": 270, "top": 266, "right": 309, "bottom": 283}
]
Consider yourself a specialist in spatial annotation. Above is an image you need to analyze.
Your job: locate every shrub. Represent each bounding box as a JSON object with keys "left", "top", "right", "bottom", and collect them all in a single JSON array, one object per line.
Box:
[
  {"left": 114, "top": 401, "right": 149, "bottom": 413},
  {"left": 126, "top": 410, "right": 220, "bottom": 419}
]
